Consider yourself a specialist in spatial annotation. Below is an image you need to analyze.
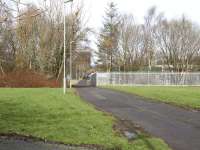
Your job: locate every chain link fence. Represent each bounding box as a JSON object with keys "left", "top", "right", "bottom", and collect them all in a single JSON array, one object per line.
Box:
[{"left": 96, "top": 72, "right": 200, "bottom": 86}]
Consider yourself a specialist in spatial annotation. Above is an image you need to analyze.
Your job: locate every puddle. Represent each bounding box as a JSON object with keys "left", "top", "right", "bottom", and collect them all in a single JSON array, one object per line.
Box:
[
  {"left": 113, "top": 119, "right": 143, "bottom": 141},
  {"left": 123, "top": 131, "right": 137, "bottom": 140}
]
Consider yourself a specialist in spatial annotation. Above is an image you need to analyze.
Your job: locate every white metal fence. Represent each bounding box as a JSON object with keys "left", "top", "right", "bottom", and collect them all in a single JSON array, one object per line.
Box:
[{"left": 96, "top": 72, "right": 200, "bottom": 86}]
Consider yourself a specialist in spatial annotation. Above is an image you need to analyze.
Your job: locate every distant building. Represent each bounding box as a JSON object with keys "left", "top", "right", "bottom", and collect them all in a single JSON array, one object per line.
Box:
[{"left": 73, "top": 49, "right": 92, "bottom": 79}]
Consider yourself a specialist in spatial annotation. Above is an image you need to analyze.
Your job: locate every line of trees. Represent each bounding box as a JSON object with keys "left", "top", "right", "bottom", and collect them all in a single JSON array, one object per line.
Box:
[
  {"left": 96, "top": 2, "right": 200, "bottom": 72},
  {"left": 0, "top": 0, "right": 90, "bottom": 79}
]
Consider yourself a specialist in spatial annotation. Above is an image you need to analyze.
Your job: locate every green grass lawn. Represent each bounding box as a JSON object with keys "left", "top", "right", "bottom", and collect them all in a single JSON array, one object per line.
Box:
[
  {"left": 102, "top": 86, "right": 200, "bottom": 110},
  {"left": 0, "top": 88, "right": 170, "bottom": 150}
]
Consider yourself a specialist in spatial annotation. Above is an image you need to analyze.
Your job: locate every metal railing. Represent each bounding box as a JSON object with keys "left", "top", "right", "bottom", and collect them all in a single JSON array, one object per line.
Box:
[{"left": 96, "top": 72, "right": 200, "bottom": 86}]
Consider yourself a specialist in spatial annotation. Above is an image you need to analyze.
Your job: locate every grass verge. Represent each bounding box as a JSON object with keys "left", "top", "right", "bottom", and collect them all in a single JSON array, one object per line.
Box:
[
  {"left": 0, "top": 88, "right": 170, "bottom": 150},
  {"left": 102, "top": 86, "right": 200, "bottom": 110}
]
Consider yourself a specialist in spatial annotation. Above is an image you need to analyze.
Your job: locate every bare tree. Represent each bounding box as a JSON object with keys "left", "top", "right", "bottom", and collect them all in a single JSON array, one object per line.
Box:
[
  {"left": 118, "top": 14, "right": 143, "bottom": 71},
  {"left": 0, "top": 0, "right": 91, "bottom": 79},
  {"left": 0, "top": 1, "right": 16, "bottom": 72},
  {"left": 142, "top": 6, "right": 158, "bottom": 71},
  {"left": 155, "top": 16, "right": 200, "bottom": 72}
]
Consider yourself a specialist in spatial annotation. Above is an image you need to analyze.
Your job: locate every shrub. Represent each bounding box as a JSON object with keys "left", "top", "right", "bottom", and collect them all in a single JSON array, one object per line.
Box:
[{"left": 0, "top": 70, "right": 60, "bottom": 88}]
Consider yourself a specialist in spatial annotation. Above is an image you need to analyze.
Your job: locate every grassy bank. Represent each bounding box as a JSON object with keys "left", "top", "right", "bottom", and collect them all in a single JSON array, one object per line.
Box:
[
  {"left": 0, "top": 88, "right": 170, "bottom": 150},
  {"left": 102, "top": 86, "right": 200, "bottom": 110}
]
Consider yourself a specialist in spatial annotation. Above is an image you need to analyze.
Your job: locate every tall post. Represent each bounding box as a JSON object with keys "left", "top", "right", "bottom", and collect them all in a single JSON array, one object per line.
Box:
[
  {"left": 63, "top": 0, "right": 66, "bottom": 94},
  {"left": 63, "top": 0, "right": 73, "bottom": 94},
  {"left": 69, "top": 41, "right": 74, "bottom": 88}
]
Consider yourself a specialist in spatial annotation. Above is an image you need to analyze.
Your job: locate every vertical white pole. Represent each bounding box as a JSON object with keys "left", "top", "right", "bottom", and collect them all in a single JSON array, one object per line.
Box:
[
  {"left": 63, "top": 1, "right": 66, "bottom": 94},
  {"left": 148, "top": 57, "right": 151, "bottom": 86},
  {"left": 70, "top": 41, "right": 72, "bottom": 88}
]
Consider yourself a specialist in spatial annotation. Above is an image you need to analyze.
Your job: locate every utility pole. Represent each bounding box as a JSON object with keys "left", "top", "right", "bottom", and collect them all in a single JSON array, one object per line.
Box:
[
  {"left": 63, "top": 0, "right": 73, "bottom": 94},
  {"left": 69, "top": 41, "right": 75, "bottom": 88}
]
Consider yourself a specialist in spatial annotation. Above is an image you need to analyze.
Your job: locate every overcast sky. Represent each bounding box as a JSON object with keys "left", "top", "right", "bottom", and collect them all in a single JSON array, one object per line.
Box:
[
  {"left": 82, "top": 0, "right": 200, "bottom": 30},
  {"left": 20, "top": 0, "right": 200, "bottom": 30}
]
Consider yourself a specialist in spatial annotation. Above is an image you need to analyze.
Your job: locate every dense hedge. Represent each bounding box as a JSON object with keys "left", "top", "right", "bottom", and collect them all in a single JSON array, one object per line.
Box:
[{"left": 0, "top": 70, "right": 60, "bottom": 88}]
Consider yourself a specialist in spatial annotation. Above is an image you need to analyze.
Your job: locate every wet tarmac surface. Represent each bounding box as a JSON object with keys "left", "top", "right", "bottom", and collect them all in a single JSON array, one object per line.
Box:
[
  {"left": 77, "top": 87, "right": 200, "bottom": 150},
  {"left": 0, "top": 138, "right": 95, "bottom": 150}
]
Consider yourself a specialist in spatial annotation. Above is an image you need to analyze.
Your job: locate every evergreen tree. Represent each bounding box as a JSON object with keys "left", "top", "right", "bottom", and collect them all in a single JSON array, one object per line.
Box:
[{"left": 96, "top": 2, "right": 120, "bottom": 72}]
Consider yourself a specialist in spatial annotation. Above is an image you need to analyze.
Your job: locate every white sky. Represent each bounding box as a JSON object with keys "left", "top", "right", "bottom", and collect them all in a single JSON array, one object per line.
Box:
[
  {"left": 20, "top": 0, "right": 200, "bottom": 30},
  {"left": 82, "top": 0, "right": 200, "bottom": 30}
]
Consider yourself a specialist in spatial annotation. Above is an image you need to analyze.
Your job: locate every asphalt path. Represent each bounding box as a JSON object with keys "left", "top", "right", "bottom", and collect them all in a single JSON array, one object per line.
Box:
[
  {"left": 0, "top": 138, "right": 94, "bottom": 150},
  {"left": 77, "top": 87, "right": 200, "bottom": 150}
]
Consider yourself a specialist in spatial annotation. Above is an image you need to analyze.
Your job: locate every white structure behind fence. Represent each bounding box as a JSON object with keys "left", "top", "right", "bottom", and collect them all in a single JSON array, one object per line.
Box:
[{"left": 96, "top": 72, "right": 200, "bottom": 86}]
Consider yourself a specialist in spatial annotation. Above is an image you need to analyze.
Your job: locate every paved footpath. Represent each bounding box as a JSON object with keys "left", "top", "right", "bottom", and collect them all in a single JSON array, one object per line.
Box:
[
  {"left": 0, "top": 138, "right": 93, "bottom": 150},
  {"left": 77, "top": 87, "right": 200, "bottom": 150}
]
